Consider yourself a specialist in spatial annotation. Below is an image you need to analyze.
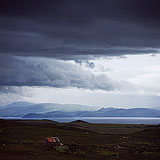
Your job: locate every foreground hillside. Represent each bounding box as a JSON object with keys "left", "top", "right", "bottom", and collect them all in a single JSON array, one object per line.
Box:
[{"left": 0, "top": 119, "right": 160, "bottom": 160}]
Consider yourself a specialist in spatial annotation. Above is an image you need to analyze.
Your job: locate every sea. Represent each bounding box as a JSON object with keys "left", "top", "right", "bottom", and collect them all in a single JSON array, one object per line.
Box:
[{"left": 1, "top": 117, "right": 160, "bottom": 124}]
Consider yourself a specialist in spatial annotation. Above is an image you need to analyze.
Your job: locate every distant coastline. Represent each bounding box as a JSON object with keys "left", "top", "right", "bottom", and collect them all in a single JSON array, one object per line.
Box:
[{"left": 1, "top": 117, "right": 160, "bottom": 124}]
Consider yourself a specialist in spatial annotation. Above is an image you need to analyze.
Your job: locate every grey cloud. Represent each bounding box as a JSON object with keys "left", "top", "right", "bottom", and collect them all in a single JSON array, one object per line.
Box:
[
  {"left": 0, "top": 55, "right": 134, "bottom": 91},
  {"left": 75, "top": 60, "right": 95, "bottom": 69},
  {"left": 0, "top": 86, "right": 16, "bottom": 93},
  {"left": 0, "top": 86, "right": 31, "bottom": 97}
]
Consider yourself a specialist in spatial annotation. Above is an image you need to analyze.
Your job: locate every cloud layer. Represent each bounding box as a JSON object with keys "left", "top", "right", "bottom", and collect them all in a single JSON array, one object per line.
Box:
[
  {"left": 0, "top": 0, "right": 160, "bottom": 59},
  {"left": 0, "top": 56, "right": 133, "bottom": 91}
]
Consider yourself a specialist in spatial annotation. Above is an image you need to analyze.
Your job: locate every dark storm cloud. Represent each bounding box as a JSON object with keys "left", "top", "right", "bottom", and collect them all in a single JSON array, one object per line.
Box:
[{"left": 0, "top": 0, "right": 160, "bottom": 59}]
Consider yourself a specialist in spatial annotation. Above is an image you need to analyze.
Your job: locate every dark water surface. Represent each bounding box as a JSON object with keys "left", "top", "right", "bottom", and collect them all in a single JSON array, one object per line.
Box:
[{"left": 1, "top": 117, "right": 160, "bottom": 124}]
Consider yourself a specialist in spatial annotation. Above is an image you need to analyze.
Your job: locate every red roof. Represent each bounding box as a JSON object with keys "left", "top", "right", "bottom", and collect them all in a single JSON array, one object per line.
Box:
[
  {"left": 46, "top": 137, "right": 55, "bottom": 143},
  {"left": 46, "top": 137, "right": 61, "bottom": 143}
]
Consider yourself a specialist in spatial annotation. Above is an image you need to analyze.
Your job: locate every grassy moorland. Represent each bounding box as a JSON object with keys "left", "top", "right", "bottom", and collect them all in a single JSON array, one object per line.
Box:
[{"left": 0, "top": 119, "right": 160, "bottom": 160}]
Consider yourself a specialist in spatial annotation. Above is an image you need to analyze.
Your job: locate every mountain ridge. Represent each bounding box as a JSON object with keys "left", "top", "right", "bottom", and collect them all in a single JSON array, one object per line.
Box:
[
  {"left": 1, "top": 101, "right": 160, "bottom": 118},
  {"left": 23, "top": 108, "right": 160, "bottom": 118},
  {"left": 0, "top": 101, "right": 98, "bottom": 117}
]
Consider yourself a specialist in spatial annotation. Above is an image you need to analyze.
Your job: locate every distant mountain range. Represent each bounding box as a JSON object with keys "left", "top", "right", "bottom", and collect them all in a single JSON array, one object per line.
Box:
[
  {"left": 23, "top": 108, "right": 160, "bottom": 118},
  {"left": 0, "top": 101, "right": 160, "bottom": 118},
  {"left": 0, "top": 101, "right": 98, "bottom": 117}
]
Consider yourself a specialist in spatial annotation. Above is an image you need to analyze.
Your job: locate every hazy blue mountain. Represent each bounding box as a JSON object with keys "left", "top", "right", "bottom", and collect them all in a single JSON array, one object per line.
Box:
[
  {"left": 23, "top": 111, "right": 77, "bottom": 118},
  {"left": 23, "top": 108, "right": 160, "bottom": 118},
  {"left": 0, "top": 101, "right": 98, "bottom": 117},
  {"left": 30, "top": 103, "right": 98, "bottom": 112},
  {"left": 0, "top": 104, "right": 48, "bottom": 117},
  {"left": 1, "top": 101, "right": 160, "bottom": 118},
  {"left": 95, "top": 108, "right": 160, "bottom": 117},
  {"left": 97, "top": 107, "right": 116, "bottom": 112}
]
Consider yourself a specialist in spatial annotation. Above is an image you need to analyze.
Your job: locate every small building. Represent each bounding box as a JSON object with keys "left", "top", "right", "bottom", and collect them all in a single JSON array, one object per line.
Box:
[{"left": 45, "top": 137, "right": 63, "bottom": 146}]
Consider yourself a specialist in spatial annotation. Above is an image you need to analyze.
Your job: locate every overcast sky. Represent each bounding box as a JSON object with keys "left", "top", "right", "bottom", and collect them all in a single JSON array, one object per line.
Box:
[{"left": 0, "top": 0, "right": 160, "bottom": 108}]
